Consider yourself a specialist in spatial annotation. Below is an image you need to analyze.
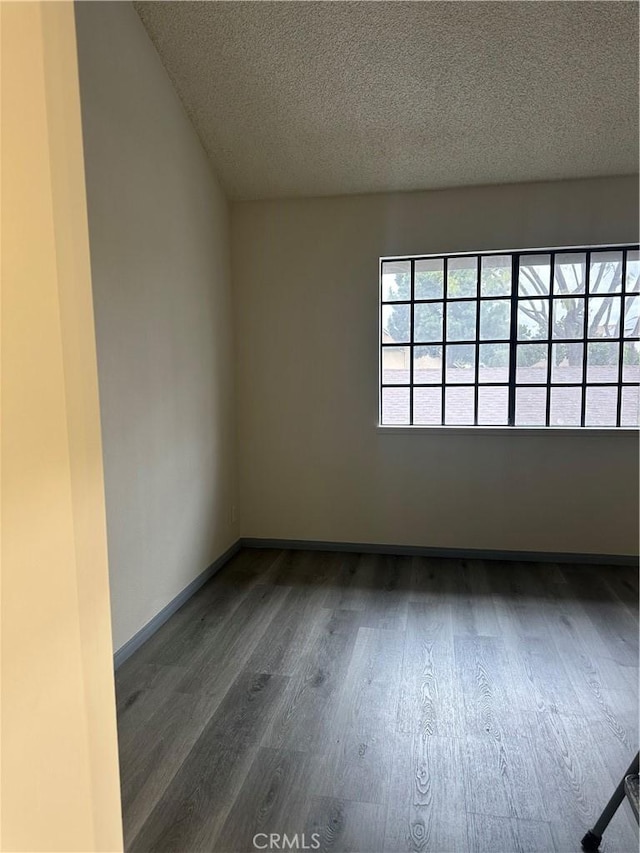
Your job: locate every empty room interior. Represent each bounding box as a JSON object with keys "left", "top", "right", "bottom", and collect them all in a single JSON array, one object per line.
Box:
[{"left": 3, "top": 1, "right": 640, "bottom": 852}]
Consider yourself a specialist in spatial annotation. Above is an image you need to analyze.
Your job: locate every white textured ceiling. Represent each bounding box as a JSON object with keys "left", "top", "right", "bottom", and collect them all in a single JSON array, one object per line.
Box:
[{"left": 134, "top": 1, "right": 639, "bottom": 201}]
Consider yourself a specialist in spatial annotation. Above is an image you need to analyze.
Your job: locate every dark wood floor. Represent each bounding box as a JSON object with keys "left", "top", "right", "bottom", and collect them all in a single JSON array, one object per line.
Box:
[{"left": 116, "top": 549, "right": 639, "bottom": 853}]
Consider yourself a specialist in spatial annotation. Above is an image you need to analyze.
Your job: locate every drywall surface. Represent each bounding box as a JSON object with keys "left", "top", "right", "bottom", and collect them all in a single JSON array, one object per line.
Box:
[
  {"left": 233, "top": 176, "right": 639, "bottom": 556},
  {"left": 1, "top": 3, "right": 122, "bottom": 849},
  {"left": 76, "top": 1, "right": 237, "bottom": 652}
]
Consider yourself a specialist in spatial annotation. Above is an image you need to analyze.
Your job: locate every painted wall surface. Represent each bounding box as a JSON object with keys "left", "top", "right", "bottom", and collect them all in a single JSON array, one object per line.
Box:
[
  {"left": 1, "top": 3, "right": 123, "bottom": 849},
  {"left": 233, "top": 176, "right": 639, "bottom": 556},
  {"left": 75, "top": 1, "right": 237, "bottom": 651}
]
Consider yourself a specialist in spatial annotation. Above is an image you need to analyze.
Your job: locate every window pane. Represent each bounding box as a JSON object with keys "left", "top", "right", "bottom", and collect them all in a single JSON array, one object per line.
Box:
[
  {"left": 590, "top": 251, "right": 623, "bottom": 294},
  {"left": 585, "top": 387, "right": 617, "bottom": 426},
  {"left": 381, "top": 387, "right": 409, "bottom": 425},
  {"left": 414, "top": 302, "right": 443, "bottom": 342},
  {"left": 478, "top": 343, "right": 509, "bottom": 383},
  {"left": 588, "top": 296, "right": 621, "bottom": 338},
  {"left": 414, "top": 387, "right": 442, "bottom": 425},
  {"left": 623, "top": 342, "right": 640, "bottom": 382},
  {"left": 380, "top": 246, "right": 639, "bottom": 431},
  {"left": 381, "top": 260, "right": 411, "bottom": 301},
  {"left": 413, "top": 345, "right": 442, "bottom": 384},
  {"left": 626, "top": 249, "right": 640, "bottom": 293},
  {"left": 446, "top": 345, "right": 475, "bottom": 383},
  {"left": 554, "top": 252, "right": 586, "bottom": 295},
  {"left": 478, "top": 387, "right": 508, "bottom": 425},
  {"left": 446, "top": 301, "right": 476, "bottom": 341},
  {"left": 480, "top": 299, "right": 510, "bottom": 340},
  {"left": 382, "top": 304, "right": 410, "bottom": 342},
  {"left": 550, "top": 387, "right": 582, "bottom": 426},
  {"left": 516, "top": 343, "right": 547, "bottom": 384},
  {"left": 481, "top": 255, "right": 511, "bottom": 296},
  {"left": 519, "top": 255, "right": 551, "bottom": 296},
  {"left": 382, "top": 347, "right": 410, "bottom": 384},
  {"left": 624, "top": 295, "right": 640, "bottom": 337},
  {"left": 621, "top": 386, "right": 640, "bottom": 427},
  {"left": 517, "top": 299, "right": 549, "bottom": 339},
  {"left": 551, "top": 343, "right": 583, "bottom": 384},
  {"left": 444, "top": 386, "right": 474, "bottom": 424},
  {"left": 552, "top": 298, "right": 584, "bottom": 339},
  {"left": 586, "top": 342, "right": 619, "bottom": 383},
  {"left": 447, "top": 257, "right": 477, "bottom": 298},
  {"left": 415, "top": 258, "right": 444, "bottom": 300},
  {"left": 515, "top": 387, "right": 547, "bottom": 425}
]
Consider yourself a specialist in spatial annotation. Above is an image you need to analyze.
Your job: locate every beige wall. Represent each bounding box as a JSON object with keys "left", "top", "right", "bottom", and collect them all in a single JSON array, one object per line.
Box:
[
  {"left": 233, "top": 176, "right": 639, "bottom": 557},
  {"left": 75, "top": 1, "right": 237, "bottom": 652},
  {"left": 1, "top": 3, "right": 122, "bottom": 849}
]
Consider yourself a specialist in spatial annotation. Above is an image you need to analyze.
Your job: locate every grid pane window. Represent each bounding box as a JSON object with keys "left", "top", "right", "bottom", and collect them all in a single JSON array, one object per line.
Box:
[
  {"left": 415, "top": 258, "right": 444, "bottom": 299},
  {"left": 626, "top": 251, "right": 640, "bottom": 293},
  {"left": 479, "top": 344, "right": 509, "bottom": 383},
  {"left": 448, "top": 257, "right": 477, "bottom": 298},
  {"left": 552, "top": 343, "right": 583, "bottom": 384},
  {"left": 447, "top": 302, "right": 476, "bottom": 341},
  {"left": 519, "top": 255, "right": 551, "bottom": 296},
  {"left": 481, "top": 255, "right": 512, "bottom": 297},
  {"left": 380, "top": 245, "right": 640, "bottom": 427},
  {"left": 414, "top": 303, "right": 443, "bottom": 342},
  {"left": 554, "top": 253, "right": 586, "bottom": 294}
]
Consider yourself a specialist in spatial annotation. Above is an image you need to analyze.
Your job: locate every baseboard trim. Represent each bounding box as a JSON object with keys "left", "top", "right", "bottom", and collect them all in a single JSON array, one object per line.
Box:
[
  {"left": 113, "top": 539, "right": 241, "bottom": 670},
  {"left": 240, "top": 537, "right": 638, "bottom": 567}
]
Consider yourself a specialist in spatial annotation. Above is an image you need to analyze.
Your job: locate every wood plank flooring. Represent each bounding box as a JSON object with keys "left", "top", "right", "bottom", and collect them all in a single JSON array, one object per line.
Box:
[{"left": 116, "top": 549, "right": 639, "bottom": 852}]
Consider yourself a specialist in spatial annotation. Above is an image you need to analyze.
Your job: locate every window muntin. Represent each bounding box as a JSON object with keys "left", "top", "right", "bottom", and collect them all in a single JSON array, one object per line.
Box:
[{"left": 380, "top": 246, "right": 640, "bottom": 427}]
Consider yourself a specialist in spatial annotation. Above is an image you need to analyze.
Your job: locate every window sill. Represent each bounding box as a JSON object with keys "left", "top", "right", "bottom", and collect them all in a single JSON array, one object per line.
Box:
[{"left": 377, "top": 425, "right": 640, "bottom": 437}]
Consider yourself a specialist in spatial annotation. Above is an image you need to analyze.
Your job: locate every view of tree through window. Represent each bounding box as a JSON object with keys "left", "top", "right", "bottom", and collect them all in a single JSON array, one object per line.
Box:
[{"left": 380, "top": 246, "right": 640, "bottom": 427}]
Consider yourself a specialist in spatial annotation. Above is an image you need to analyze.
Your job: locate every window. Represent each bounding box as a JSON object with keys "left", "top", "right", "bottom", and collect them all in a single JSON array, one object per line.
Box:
[{"left": 380, "top": 245, "right": 640, "bottom": 428}]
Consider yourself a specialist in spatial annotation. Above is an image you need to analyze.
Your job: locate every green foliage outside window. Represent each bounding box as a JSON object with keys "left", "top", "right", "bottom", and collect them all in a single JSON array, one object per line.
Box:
[{"left": 383, "top": 259, "right": 640, "bottom": 368}]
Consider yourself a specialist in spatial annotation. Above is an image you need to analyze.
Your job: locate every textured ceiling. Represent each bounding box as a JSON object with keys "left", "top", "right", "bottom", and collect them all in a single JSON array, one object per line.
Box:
[{"left": 134, "top": 1, "right": 639, "bottom": 201}]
